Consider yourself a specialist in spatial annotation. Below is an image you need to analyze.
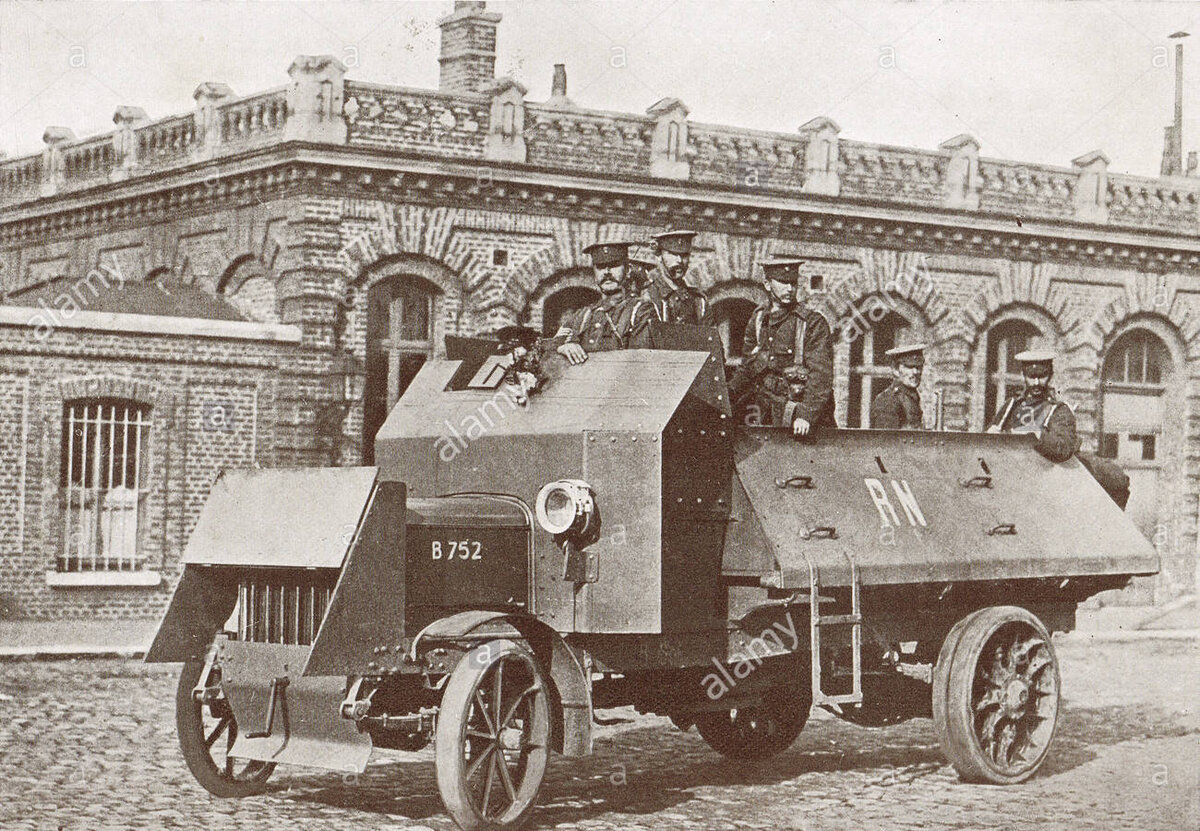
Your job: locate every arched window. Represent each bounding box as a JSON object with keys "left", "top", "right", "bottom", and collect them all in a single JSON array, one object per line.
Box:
[
  {"left": 541, "top": 285, "right": 599, "bottom": 337},
  {"left": 59, "top": 399, "right": 151, "bottom": 573},
  {"left": 363, "top": 276, "right": 438, "bottom": 462},
  {"left": 710, "top": 298, "right": 758, "bottom": 364},
  {"left": 1100, "top": 330, "right": 1171, "bottom": 461},
  {"left": 984, "top": 319, "right": 1040, "bottom": 423},
  {"left": 846, "top": 306, "right": 910, "bottom": 428}
]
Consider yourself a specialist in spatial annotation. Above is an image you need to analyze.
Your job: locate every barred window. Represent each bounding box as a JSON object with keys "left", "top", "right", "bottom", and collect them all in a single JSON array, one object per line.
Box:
[{"left": 59, "top": 399, "right": 150, "bottom": 572}]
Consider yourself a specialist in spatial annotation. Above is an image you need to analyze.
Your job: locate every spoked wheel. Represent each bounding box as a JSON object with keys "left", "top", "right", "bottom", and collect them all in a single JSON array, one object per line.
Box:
[
  {"left": 932, "top": 606, "right": 1061, "bottom": 784},
  {"left": 176, "top": 658, "right": 276, "bottom": 798},
  {"left": 435, "top": 639, "right": 552, "bottom": 830},
  {"left": 694, "top": 684, "right": 810, "bottom": 760}
]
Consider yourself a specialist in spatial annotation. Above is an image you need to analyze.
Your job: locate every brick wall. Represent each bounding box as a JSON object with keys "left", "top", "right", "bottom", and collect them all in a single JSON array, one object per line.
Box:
[{"left": 0, "top": 321, "right": 297, "bottom": 620}]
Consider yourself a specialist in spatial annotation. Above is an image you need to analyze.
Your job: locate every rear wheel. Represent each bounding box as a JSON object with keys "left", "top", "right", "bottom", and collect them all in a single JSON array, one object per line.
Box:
[
  {"left": 932, "top": 606, "right": 1061, "bottom": 784},
  {"left": 435, "top": 639, "right": 552, "bottom": 830},
  {"left": 694, "top": 684, "right": 810, "bottom": 760},
  {"left": 176, "top": 658, "right": 276, "bottom": 798}
]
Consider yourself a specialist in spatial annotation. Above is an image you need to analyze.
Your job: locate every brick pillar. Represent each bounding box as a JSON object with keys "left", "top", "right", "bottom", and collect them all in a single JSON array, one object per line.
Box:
[
  {"left": 286, "top": 56, "right": 347, "bottom": 144},
  {"left": 1072, "top": 150, "right": 1109, "bottom": 223},
  {"left": 40, "top": 126, "right": 74, "bottom": 197},
  {"left": 940, "top": 133, "right": 980, "bottom": 210},
  {"left": 799, "top": 116, "right": 840, "bottom": 196},
  {"left": 110, "top": 106, "right": 150, "bottom": 181},
  {"left": 647, "top": 97, "right": 690, "bottom": 180},
  {"left": 484, "top": 77, "right": 527, "bottom": 163},
  {"left": 193, "top": 82, "right": 235, "bottom": 160}
]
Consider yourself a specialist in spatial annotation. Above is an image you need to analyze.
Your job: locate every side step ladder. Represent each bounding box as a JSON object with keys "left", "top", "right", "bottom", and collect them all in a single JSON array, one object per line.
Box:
[{"left": 807, "top": 550, "right": 862, "bottom": 707}]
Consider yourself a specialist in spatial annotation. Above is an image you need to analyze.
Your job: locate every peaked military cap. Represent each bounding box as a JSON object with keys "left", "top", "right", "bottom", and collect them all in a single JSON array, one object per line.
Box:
[
  {"left": 494, "top": 325, "right": 540, "bottom": 351},
  {"left": 1014, "top": 349, "right": 1056, "bottom": 364},
  {"left": 582, "top": 241, "right": 632, "bottom": 268},
  {"left": 760, "top": 257, "right": 806, "bottom": 284},
  {"left": 628, "top": 249, "right": 659, "bottom": 271},
  {"left": 885, "top": 343, "right": 926, "bottom": 367},
  {"left": 651, "top": 230, "right": 698, "bottom": 255}
]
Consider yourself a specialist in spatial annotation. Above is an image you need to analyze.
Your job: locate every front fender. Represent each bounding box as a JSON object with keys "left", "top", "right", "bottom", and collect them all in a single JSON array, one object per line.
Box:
[{"left": 413, "top": 611, "right": 593, "bottom": 757}]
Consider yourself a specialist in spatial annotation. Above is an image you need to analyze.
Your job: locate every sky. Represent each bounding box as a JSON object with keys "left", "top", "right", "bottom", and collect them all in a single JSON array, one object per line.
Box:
[{"left": 3, "top": 1, "right": 1200, "bottom": 176}]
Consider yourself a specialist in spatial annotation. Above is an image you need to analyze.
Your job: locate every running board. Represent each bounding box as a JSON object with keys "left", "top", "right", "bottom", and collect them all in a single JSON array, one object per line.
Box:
[{"left": 807, "top": 551, "right": 863, "bottom": 707}]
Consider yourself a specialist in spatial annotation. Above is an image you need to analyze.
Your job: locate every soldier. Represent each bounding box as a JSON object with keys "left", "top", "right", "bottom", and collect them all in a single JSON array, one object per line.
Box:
[
  {"left": 494, "top": 325, "right": 545, "bottom": 405},
  {"left": 554, "top": 241, "right": 659, "bottom": 365},
  {"left": 645, "top": 230, "right": 708, "bottom": 325},
  {"left": 627, "top": 249, "right": 658, "bottom": 298},
  {"left": 989, "top": 349, "right": 1130, "bottom": 508},
  {"left": 729, "top": 257, "right": 835, "bottom": 437},
  {"left": 870, "top": 344, "right": 926, "bottom": 429},
  {"left": 987, "top": 350, "right": 1079, "bottom": 462}
]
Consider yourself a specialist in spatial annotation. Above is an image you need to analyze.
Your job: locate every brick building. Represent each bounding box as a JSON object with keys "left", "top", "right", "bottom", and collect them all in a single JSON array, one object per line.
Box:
[{"left": 1, "top": 1, "right": 1197, "bottom": 620}]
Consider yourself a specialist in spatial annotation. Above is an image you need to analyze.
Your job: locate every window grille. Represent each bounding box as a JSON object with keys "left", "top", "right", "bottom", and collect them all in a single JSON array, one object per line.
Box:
[{"left": 59, "top": 400, "right": 150, "bottom": 572}]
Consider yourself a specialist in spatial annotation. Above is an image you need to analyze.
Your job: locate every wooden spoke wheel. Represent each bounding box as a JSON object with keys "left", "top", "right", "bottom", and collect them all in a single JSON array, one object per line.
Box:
[
  {"left": 435, "top": 639, "right": 551, "bottom": 830},
  {"left": 176, "top": 659, "right": 276, "bottom": 798},
  {"left": 694, "top": 684, "right": 810, "bottom": 760},
  {"left": 932, "top": 606, "right": 1061, "bottom": 784}
]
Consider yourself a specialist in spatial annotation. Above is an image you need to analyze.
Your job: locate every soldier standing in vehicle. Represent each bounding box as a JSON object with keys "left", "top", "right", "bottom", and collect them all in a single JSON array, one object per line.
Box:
[
  {"left": 988, "top": 350, "right": 1079, "bottom": 462},
  {"left": 870, "top": 344, "right": 926, "bottom": 429},
  {"left": 989, "top": 349, "right": 1130, "bottom": 507},
  {"left": 554, "top": 241, "right": 659, "bottom": 365},
  {"left": 729, "top": 257, "right": 835, "bottom": 437},
  {"left": 645, "top": 230, "right": 708, "bottom": 325}
]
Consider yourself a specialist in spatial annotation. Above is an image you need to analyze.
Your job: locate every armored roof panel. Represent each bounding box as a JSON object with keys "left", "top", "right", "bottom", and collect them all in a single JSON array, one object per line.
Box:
[{"left": 377, "top": 349, "right": 714, "bottom": 440}]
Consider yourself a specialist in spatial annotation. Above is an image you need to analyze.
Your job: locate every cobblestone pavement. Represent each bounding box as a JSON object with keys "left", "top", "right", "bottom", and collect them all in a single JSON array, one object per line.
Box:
[{"left": 1, "top": 638, "right": 1195, "bottom": 831}]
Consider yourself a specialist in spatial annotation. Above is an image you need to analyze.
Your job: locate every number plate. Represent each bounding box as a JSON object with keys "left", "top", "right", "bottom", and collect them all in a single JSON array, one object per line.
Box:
[{"left": 430, "top": 540, "right": 483, "bottom": 561}]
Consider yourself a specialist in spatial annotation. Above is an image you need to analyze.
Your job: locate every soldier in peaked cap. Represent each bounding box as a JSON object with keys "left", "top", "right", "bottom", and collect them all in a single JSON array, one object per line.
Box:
[
  {"left": 553, "top": 241, "right": 659, "bottom": 365},
  {"left": 988, "top": 349, "right": 1079, "bottom": 462},
  {"left": 870, "top": 343, "right": 926, "bottom": 429},
  {"left": 645, "top": 230, "right": 708, "bottom": 326},
  {"left": 626, "top": 249, "right": 658, "bottom": 297},
  {"left": 729, "top": 257, "right": 835, "bottom": 437},
  {"left": 989, "top": 349, "right": 1131, "bottom": 508},
  {"left": 494, "top": 325, "right": 545, "bottom": 405}
]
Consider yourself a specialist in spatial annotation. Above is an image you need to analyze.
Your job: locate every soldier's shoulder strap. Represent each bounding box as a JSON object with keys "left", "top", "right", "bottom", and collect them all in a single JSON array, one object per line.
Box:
[{"left": 993, "top": 395, "right": 1017, "bottom": 429}]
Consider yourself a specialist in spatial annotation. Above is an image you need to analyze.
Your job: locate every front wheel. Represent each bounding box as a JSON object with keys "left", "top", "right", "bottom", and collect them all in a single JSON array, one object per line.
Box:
[
  {"left": 694, "top": 684, "right": 810, "bottom": 760},
  {"left": 435, "top": 639, "right": 552, "bottom": 830},
  {"left": 176, "top": 658, "right": 276, "bottom": 798},
  {"left": 932, "top": 606, "right": 1061, "bottom": 784}
]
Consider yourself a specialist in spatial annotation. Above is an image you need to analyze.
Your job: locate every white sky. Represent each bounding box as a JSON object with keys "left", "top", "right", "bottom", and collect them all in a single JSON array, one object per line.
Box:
[{"left": 2, "top": 1, "right": 1200, "bottom": 176}]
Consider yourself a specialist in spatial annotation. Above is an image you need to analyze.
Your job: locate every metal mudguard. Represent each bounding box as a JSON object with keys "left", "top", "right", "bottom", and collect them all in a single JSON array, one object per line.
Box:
[{"left": 730, "top": 428, "right": 1160, "bottom": 588}]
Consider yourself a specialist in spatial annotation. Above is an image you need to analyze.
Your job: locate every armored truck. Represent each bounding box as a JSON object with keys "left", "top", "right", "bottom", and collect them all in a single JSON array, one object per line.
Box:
[{"left": 147, "top": 329, "right": 1158, "bottom": 830}]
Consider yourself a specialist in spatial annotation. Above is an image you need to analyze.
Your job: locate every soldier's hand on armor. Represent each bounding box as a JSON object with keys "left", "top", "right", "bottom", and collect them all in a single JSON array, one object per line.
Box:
[
  {"left": 557, "top": 343, "right": 588, "bottom": 365},
  {"left": 792, "top": 417, "right": 811, "bottom": 437}
]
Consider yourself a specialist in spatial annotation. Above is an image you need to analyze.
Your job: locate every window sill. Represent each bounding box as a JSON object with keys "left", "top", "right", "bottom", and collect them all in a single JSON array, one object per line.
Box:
[{"left": 46, "top": 570, "right": 162, "bottom": 588}]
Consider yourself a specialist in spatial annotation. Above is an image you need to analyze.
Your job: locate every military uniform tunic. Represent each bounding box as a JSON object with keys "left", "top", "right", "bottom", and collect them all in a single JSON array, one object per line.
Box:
[
  {"left": 645, "top": 268, "right": 707, "bottom": 326},
  {"left": 870, "top": 381, "right": 924, "bottom": 429},
  {"left": 991, "top": 390, "right": 1080, "bottom": 463},
  {"left": 561, "top": 295, "right": 658, "bottom": 352},
  {"left": 730, "top": 303, "right": 835, "bottom": 428}
]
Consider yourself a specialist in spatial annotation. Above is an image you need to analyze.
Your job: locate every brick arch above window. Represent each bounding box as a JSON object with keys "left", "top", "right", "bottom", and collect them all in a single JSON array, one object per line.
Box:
[
  {"left": 1082, "top": 272, "right": 1200, "bottom": 361},
  {"left": 521, "top": 267, "right": 596, "bottom": 335},
  {"left": 217, "top": 255, "right": 279, "bottom": 323},
  {"left": 55, "top": 376, "right": 165, "bottom": 408}
]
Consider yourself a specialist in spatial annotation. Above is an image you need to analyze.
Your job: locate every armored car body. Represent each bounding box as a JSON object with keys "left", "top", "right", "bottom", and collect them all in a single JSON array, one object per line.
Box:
[{"left": 148, "top": 330, "right": 1158, "bottom": 829}]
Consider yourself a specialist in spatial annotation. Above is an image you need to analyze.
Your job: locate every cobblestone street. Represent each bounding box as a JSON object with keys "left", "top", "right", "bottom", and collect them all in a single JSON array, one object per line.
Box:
[{"left": 1, "top": 637, "right": 1195, "bottom": 831}]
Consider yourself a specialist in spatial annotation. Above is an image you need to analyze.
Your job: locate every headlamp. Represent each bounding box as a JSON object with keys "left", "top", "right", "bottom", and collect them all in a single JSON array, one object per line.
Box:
[{"left": 534, "top": 479, "right": 599, "bottom": 542}]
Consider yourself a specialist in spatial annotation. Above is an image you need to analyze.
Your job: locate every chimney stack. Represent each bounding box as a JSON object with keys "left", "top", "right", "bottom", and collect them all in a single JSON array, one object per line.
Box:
[
  {"left": 552, "top": 64, "right": 567, "bottom": 98},
  {"left": 438, "top": 1, "right": 502, "bottom": 95},
  {"left": 1161, "top": 31, "right": 1189, "bottom": 176}
]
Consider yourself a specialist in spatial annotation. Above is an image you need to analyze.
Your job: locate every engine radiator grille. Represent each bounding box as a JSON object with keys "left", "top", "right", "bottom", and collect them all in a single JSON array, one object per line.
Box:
[{"left": 235, "top": 569, "right": 339, "bottom": 646}]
